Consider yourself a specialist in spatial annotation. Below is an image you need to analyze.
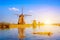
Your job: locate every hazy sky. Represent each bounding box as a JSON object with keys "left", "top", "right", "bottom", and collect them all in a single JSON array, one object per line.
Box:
[{"left": 0, "top": 0, "right": 60, "bottom": 24}]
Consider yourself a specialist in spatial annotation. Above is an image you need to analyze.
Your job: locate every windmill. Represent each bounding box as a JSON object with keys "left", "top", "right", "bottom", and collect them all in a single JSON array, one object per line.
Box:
[{"left": 15, "top": 8, "right": 32, "bottom": 39}]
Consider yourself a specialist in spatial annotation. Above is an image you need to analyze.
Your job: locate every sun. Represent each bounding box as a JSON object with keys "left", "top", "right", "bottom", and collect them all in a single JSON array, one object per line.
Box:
[{"left": 44, "top": 20, "right": 52, "bottom": 25}]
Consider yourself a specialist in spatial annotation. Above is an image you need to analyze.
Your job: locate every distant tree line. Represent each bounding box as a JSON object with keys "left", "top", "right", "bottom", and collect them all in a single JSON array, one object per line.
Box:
[{"left": 0, "top": 22, "right": 10, "bottom": 29}]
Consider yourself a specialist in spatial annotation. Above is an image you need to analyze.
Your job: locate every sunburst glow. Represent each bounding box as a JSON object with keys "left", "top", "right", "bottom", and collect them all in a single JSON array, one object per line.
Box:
[{"left": 44, "top": 19, "right": 52, "bottom": 25}]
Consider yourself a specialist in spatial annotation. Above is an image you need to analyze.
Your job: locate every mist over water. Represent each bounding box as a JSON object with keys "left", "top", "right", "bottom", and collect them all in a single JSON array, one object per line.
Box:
[{"left": 0, "top": 25, "right": 60, "bottom": 40}]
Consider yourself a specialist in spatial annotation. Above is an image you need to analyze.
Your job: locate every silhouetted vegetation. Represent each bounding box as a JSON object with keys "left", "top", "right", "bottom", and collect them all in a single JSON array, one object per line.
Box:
[{"left": 0, "top": 22, "right": 10, "bottom": 29}]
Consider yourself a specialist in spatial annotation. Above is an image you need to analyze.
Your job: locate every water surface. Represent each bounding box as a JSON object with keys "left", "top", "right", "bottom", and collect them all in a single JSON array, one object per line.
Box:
[{"left": 0, "top": 25, "right": 60, "bottom": 40}]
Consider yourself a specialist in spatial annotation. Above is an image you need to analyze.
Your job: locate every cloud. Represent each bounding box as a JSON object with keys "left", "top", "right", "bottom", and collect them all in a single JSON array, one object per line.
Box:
[{"left": 9, "top": 7, "right": 19, "bottom": 11}]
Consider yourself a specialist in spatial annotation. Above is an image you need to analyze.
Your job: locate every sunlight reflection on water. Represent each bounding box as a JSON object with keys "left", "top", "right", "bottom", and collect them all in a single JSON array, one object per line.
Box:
[{"left": 0, "top": 25, "right": 60, "bottom": 40}]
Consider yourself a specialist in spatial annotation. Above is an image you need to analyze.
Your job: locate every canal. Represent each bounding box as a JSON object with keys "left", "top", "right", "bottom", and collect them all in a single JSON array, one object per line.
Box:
[{"left": 0, "top": 25, "right": 60, "bottom": 40}]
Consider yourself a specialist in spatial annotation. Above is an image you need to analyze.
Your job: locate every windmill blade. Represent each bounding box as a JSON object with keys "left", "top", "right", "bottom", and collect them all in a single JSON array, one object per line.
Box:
[
  {"left": 24, "top": 14, "right": 32, "bottom": 16},
  {"left": 14, "top": 14, "right": 20, "bottom": 16}
]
